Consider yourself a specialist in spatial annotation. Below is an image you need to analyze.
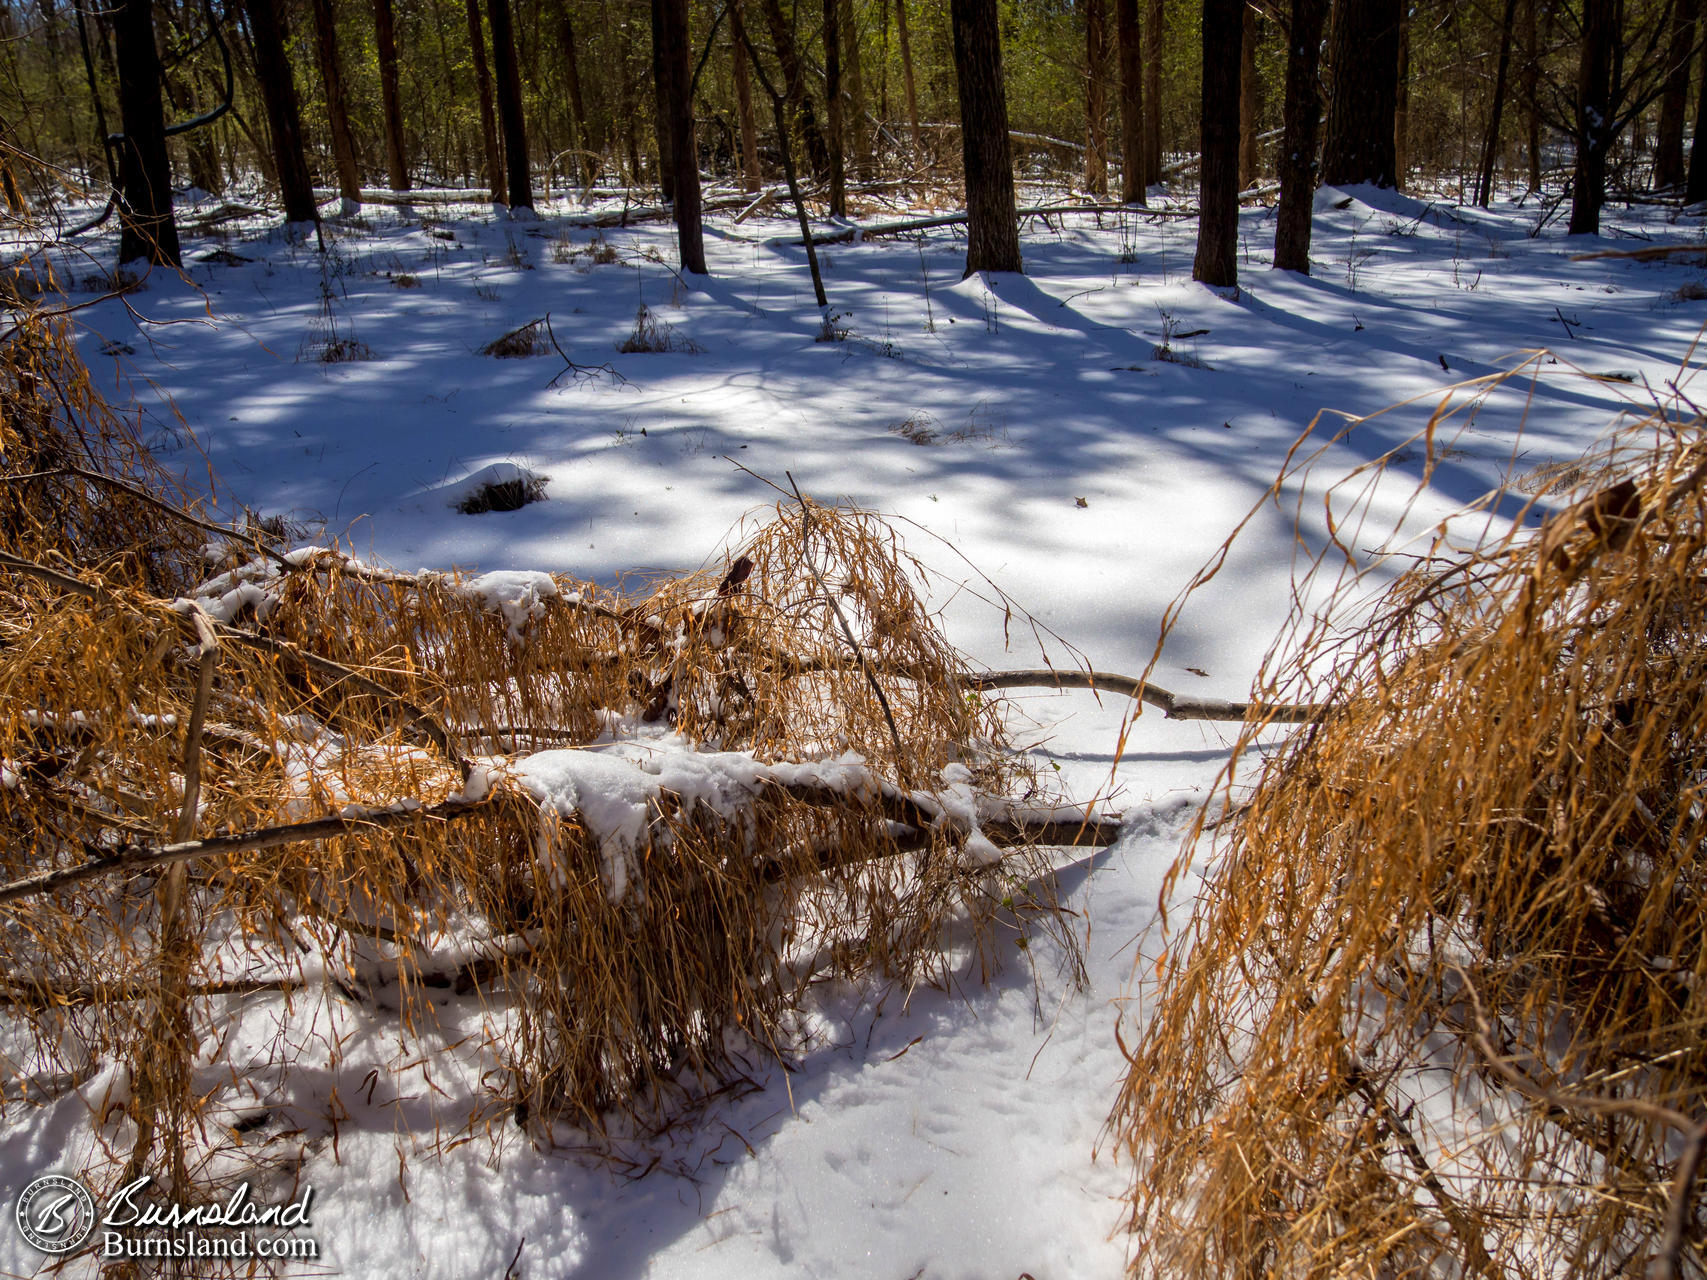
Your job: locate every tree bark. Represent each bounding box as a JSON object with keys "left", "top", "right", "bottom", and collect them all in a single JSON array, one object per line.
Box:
[
  {"left": 1690, "top": 19, "right": 1707, "bottom": 200},
  {"left": 650, "top": 0, "right": 675, "bottom": 198},
  {"left": 1274, "top": 0, "right": 1326, "bottom": 272},
  {"left": 558, "top": 8, "right": 599, "bottom": 186},
  {"left": 373, "top": 0, "right": 410, "bottom": 190},
  {"left": 732, "top": 6, "right": 763, "bottom": 190},
  {"left": 1522, "top": 0, "right": 1542, "bottom": 189},
  {"left": 466, "top": 0, "right": 504, "bottom": 201},
  {"left": 1193, "top": 0, "right": 1242, "bottom": 286},
  {"left": 113, "top": 0, "right": 181, "bottom": 265},
  {"left": 1238, "top": 2, "right": 1261, "bottom": 188},
  {"left": 844, "top": 0, "right": 871, "bottom": 179},
  {"left": 824, "top": 0, "right": 847, "bottom": 214},
  {"left": 1116, "top": 0, "right": 1145, "bottom": 202},
  {"left": 1085, "top": 0, "right": 1109, "bottom": 195},
  {"left": 950, "top": 0, "right": 1023, "bottom": 274},
  {"left": 658, "top": 0, "right": 706, "bottom": 272},
  {"left": 1568, "top": 0, "right": 1616, "bottom": 233},
  {"left": 309, "top": 0, "right": 362, "bottom": 211},
  {"left": 246, "top": 0, "right": 318, "bottom": 224},
  {"left": 761, "top": 0, "right": 829, "bottom": 173},
  {"left": 1655, "top": 0, "right": 1697, "bottom": 189},
  {"left": 1474, "top": 0, "right": 1517, "bottom": 207},
  {"left": 1142, "top": 0, "right": 1162, "bottom": 182},
  {"left": 1320, "top": 0, "right": 1402, "bottom": 187},
  {"left": 895, "top": 0, "right": 923, "bottom": 153},
  {"left": 1393, "top": 0, "right": 1409, "bottom": 187},
  {"left": 488, "top": 0, "right": 534, "bottom": 210}
]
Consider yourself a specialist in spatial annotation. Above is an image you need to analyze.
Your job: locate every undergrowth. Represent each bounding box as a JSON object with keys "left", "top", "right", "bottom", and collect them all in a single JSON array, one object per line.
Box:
[{"left": 1114, "top": 365, "right": 1707, "bottom": 1278}]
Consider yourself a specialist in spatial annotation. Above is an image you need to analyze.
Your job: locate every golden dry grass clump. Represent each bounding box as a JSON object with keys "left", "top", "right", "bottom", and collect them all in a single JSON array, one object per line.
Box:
[
  {"left": 1114, "top": 409, "right": 1707, "bottom": 1276},
  {"left": 0, "top": 305, "right": 1100, "bottom": 1206}
]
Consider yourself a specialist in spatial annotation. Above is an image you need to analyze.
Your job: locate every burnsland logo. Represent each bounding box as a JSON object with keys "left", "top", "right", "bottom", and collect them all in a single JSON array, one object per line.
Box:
[{"left": 14, "top": 1173, "right": 319, "bottom": 1261}]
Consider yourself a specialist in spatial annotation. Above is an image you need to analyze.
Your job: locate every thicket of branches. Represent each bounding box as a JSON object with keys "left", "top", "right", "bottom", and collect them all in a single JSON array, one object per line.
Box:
[
  {"left": 0, "top": 237, "right": 1144, "bottom": 1222},
  {"left": 1114, "top": 383, "right": 1707, "bottom": 1277}
]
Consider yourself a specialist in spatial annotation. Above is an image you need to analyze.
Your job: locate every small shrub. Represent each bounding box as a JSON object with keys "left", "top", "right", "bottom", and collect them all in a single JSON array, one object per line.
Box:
[
  {"left": 317, "top": 337, "right": 373, "bottom": 363},
  {"left": 889, "top": 412, "right": 942, "bottom": 445},
  {"left": 480, "top": 319, "right": 548, "bottom": 358},
  {"left": 391, "top": 273, "right": 422, "bottom": 289},
  {"left": 618, "top": 304, "right": 700, "bottom": 354},
  {"left": 456, "top": 472, "right": 548, "bottom": 513}
]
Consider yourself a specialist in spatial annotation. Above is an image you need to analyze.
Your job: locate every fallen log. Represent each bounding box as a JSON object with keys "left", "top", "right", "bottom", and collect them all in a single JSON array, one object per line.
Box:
[{"left": 786, "top": 201, "right": 1195, "bottom": 246}]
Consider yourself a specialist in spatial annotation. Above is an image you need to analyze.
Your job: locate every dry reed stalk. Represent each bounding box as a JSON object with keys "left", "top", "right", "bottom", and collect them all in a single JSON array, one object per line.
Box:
[{"left": 1113, "top": 368, "right": 1707, "bottom": 1278}]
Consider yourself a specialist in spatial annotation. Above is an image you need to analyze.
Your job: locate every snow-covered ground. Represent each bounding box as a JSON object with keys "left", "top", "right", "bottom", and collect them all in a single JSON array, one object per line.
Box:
[{"left": 7, "top": 182, "right": 1706, "bottom": 1277}]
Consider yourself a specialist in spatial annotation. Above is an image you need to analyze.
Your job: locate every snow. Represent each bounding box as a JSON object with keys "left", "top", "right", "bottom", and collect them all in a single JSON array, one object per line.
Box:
[
  {"left": 8, "top": 179, "right": 1707, "bottom": 1277},
  {"left": 457, "top": 567, "right": 561, "bottom": 641}
]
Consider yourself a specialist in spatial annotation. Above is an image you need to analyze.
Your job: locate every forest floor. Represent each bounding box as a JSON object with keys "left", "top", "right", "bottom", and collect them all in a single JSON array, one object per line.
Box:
[{"left": 6, "top": 181, "right": 1706, "bottom": 1278}]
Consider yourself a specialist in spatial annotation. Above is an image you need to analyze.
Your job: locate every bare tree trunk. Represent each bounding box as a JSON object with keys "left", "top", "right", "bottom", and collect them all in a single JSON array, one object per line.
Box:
[
  {"left": 488, "top": 0, "right": 533, "bottom": 209},
  {"left": 824, "top": 0, "right": 847, "bottom": 213},
  {"left": 1474, "top": 0, "right": 1517, "bottom": 206},
  {"left": 894, "top": 0, "right": 922, "bottom": 153},
  {"left": 1655, "top": 0, "right": 1696, "bottom": 189},
  {"left": 74, "top": 5, "right": 114, "bottom": 186},
  {"left": 761, "top": 0, "right": 829, "bottom": 172},
  {"left": 844, "top": 0, "right": 870, "bottom": 179},
  {"left": 1194, "top": 0, "right": 1242, "bottom": 285},
  {"left": 1522, "top": 0, "right": 1541, "bottom": 189},
  {"left": 1238, "top": 3, "right": 1260, "bottom": 188},
  {"left": 1085, "top": 0, "right": 1109, "bottom": 195},
  {"left": 1274, "top": 0, "right": 1326, "bottom": 272},
  {"left": 247, "top": 0, "right": 318, "bottom": 224},
  {"left": 1394, "top": 0, "right": 1409, "bottom": 187},
  {"left": 657, "top": 0, "right": 705, "bottom": 271},
  {"left": 950, "top": 0, "right": 1022, "bottom": 274},
  {"left": 373, "top": 0, "right": 410, "bottom": 189},
  {"left": 114, "top": 0, "right": 181, "bottom": 264},
  {"left": 1116, "top": 0, "right": 1145, "bottom": 202},
  {"left": 650, "top": 0, "right": 675, "bottom": 198},
  {"left": 731, "top": 0, "right": 827, "bottom": 304},
  {"left": 558, "top": 8, "right": 598, "bottom": 185},
  {"left": 1143, "top": 0, "right": 1163, "bottom": 182},
  {"left": 465, "top": 0, "right": 504, "bottom": 201},
  {"left": 1321, "top": 0, "right": 1402, "bottom": 187},
  {"left": 1568, "top": 0, "right": 1615, "bottom": 233},
  {"left": 1689, "top": 28, "right": 1707, "bottom": 200},
  {"left": 309, "top": 0, "right": 362, "bottom": 211},
  {"left": 732, "top": 5, "right": 763, "bottom": 190}
]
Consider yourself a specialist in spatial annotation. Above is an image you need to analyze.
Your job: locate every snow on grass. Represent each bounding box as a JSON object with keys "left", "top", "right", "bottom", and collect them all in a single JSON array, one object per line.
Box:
[{"left": 9, "top": 182, "right": 1706, "bottom": 1277}]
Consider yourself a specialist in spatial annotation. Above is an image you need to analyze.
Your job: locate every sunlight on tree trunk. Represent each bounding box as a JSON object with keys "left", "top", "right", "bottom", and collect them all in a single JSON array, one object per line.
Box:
[
  {"left": 1274, "top": 0, "right": 1326, "bottom": 273},
  {"left": 114, "top": 0, "right": 180, "bottom": 265},
  {"left": 950, "top": 0, "right": 1022, "bottom": 275},
  {"left": 1193, "top": 0, "right": 1242, "bottom": 286}
]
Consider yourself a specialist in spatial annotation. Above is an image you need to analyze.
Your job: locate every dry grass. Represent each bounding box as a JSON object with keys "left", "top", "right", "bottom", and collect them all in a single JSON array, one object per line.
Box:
[
  {"left": 1112, "top": 369, "right": 1707, "bottom": 1278},
  {"left": 618, "top": 304, "right": 700, "bottom": 354},
  {"left": 0, "top": 294, "right": 1092, "bottom": 1220},
  {"left": 479, "top": 319, "right": 548, "bottom": 358}
]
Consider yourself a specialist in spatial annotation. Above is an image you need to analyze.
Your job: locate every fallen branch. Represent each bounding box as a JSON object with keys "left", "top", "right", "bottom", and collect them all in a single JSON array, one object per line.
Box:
[
  {"left": 0, "top": 796, "right": 495, "bottom": 907},
  {"left": 1569, "top": 243, "right": 1707, "bottom": 262},
  {"left": 789, "top": 202, "right": 1193, "bottom": 247},
  {"left": 959, "top": 668, "right": 1321, "bottom": 723}
]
